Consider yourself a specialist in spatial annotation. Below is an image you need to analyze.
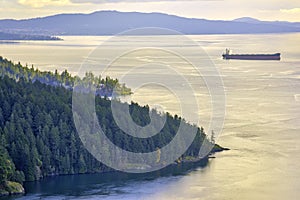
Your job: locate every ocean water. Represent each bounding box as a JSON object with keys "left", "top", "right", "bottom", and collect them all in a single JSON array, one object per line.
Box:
[{"left": 0, "top": 33, "right": 299, "bottom": 200}]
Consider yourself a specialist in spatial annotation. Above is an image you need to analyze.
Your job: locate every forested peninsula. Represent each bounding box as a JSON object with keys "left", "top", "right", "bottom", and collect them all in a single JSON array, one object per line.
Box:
[
  {"left": 0, "top": 56, "right": 225, "bottom": 196},
  {"left": 0, "top": 32, "right": 61, "bottom": 41}
]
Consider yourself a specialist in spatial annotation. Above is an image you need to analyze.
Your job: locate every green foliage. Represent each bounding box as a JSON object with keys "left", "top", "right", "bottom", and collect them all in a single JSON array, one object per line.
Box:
[
  {"left": 1, "top": 181, "right": 24, "bottom": 195},
  {"left": 0, "top": 58, "right": 211, "bottom": 182},
  {"left": 0, "top": 146, "right": 15, "bottom": 184},
  {"left": 11, "top": 171, "right": 25, "bottom": 184},
  {"left": 0, "top": 56, "right": 132, "bottom": 96}
]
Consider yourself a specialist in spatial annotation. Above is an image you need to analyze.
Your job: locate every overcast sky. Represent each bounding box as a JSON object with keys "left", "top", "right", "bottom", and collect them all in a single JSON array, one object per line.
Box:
[{"left": 0, "top": 0, "right": 299, "bottom": 21}]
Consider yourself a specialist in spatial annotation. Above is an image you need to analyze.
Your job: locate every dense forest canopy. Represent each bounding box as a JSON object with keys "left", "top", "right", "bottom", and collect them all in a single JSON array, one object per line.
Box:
[
  {"left": 0, "top": 56, "right": 215, "bottom": 185},
  {"left": 0, "top": 56, "right": 132, "bottom": 97}
]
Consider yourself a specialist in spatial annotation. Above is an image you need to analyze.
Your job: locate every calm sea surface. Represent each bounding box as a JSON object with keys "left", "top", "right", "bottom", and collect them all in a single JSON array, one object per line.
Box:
[{"left": 0, "top": 33, "right": 299, "bottom": 200}]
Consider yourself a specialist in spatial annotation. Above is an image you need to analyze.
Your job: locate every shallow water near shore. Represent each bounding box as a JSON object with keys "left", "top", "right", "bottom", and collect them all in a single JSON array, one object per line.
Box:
[{"left": 0, "top": 33, "right": 299, "bottom": 200}]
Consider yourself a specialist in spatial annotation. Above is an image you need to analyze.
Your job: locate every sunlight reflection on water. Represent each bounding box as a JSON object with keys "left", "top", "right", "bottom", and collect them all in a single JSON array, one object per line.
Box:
[{"left": 1, "top": 33, "right": 300, "bottom": 200}]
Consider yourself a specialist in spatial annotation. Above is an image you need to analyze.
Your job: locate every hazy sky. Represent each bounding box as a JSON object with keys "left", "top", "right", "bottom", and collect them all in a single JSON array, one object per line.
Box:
[{"left": 0, "top": 0, "right": 299, "bottom": 21}]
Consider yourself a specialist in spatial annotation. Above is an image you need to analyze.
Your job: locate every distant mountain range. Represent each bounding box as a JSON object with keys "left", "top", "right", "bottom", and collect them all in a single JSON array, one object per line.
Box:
[{"left": 0, "top": 11, "right": 300, "bottom": 36}]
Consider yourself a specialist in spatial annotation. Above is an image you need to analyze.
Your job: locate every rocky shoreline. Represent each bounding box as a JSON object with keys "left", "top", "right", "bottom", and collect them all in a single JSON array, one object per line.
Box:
[
  {"left": 177, "top": 144, "right": 230, "bottom": 164},
  {"left": 0, "top": 181, "right": 25, "bottom": 197}
]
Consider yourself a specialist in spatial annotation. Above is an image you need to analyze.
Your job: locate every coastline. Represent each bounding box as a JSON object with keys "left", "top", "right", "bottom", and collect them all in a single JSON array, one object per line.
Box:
[
  {"left": 178, "top": 144, "right": 230, "bottom": 165},
  {"left": 2, "top": 145, "right": 229, "bottom": 198},
  {"left": 0, "top": 181, "right": 25, "bottom": 197}
]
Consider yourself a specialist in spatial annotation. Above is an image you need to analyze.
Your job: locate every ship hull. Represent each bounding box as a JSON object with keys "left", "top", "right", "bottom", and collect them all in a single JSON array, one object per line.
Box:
[{"left": 222, "top": 53, "right": 280, "bottom": 60}]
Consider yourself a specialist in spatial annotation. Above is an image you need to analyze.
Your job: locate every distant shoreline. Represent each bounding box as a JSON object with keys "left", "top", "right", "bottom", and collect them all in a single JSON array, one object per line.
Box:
[{"left": 0, "top": 32, "right": 62, "bottom": 41}]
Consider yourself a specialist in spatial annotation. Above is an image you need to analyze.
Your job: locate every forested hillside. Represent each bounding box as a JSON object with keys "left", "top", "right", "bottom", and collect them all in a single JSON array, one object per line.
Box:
[
  {"left": 0, "top": 58, "right": 217, "bottom": 187},
  {"left": 0, "top": 56, "right": 132, "bottom": 97}
]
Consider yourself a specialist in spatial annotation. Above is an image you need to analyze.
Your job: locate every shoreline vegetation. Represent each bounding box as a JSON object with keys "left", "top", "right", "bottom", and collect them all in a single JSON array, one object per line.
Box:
[
  {"left": 0, "top": 181, "right": 24, "bottom": 197},
  {"left": 0, "top": 56, "right": 228, "bottom": 197}
]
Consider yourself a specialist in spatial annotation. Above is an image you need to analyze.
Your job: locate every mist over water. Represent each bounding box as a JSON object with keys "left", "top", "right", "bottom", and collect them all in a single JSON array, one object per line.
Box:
[{"left": 1, "top": 33, "right": 299, "bottom": 200}]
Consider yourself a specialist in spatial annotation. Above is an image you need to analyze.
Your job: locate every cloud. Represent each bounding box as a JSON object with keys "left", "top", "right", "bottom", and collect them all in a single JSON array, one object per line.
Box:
[
  {"left": 18, "top": 0, "right": 71, "bottom": 8},
  {"left": 280, "top": 8, "right": 300, "bottom": 14}
]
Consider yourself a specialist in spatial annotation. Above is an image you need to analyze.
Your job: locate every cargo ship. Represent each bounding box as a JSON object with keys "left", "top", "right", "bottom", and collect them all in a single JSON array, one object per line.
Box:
[{"left": 222, "top": 49, "right": 281, "bottom": 60}]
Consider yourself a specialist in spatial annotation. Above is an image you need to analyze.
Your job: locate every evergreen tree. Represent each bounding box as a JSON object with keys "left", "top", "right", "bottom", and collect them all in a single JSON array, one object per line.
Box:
[{"left": 0, "top": 57, "right": 215, "bottom": 183}]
